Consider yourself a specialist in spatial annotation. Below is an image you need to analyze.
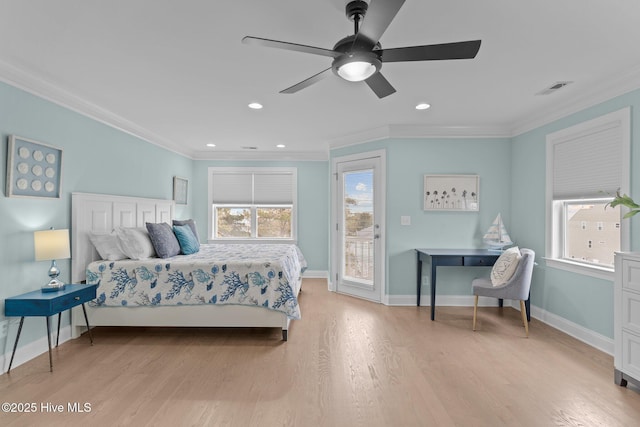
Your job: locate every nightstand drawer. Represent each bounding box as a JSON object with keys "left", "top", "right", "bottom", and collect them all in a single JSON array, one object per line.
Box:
[{"left": 52, "top": 286, "right": 96, "bottom": 311}]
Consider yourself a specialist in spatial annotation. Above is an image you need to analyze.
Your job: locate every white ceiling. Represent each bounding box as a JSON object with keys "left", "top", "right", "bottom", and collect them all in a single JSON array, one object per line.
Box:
[{"left": 1, "top": 0, "right": 640, "bottom": 160}]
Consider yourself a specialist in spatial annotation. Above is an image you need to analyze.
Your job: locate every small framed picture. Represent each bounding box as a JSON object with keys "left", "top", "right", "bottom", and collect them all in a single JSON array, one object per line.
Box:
[
  {"left": 6, "top": 135, "right": 63, "bottom": 198},
  {"left": 173, "top": 176, "right": 188, "bottom": 205},
  {"left": 424, "top": 174, "right": 479, "bottom": 211}
]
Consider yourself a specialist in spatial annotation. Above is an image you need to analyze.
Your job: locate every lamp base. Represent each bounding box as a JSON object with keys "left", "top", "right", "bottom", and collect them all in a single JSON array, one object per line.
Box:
[{"left": 42, "top": 278, "right": 66, "bottom": 293}]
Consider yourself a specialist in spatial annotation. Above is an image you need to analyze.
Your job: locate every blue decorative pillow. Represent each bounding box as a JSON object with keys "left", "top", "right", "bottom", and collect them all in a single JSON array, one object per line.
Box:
[
  {"left": 173, "top": 225, "right": 200, "bottom": 255},
  {"left": 145, "top": 222, "right": 181, "bottom": 258},
  {"left": 172, "top": 219, "right": 200, "bottom": 243}
]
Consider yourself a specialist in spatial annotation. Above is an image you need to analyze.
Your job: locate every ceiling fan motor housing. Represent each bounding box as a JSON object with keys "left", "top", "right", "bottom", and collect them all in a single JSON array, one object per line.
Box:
[{"left": 346, "top": 0, "right": 368, "bottom": 22}]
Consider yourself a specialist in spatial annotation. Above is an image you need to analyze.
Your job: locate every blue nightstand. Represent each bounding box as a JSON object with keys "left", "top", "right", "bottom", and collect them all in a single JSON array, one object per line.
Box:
[{"left": 4, "top": 284, "right": 97, "bottom": 373}]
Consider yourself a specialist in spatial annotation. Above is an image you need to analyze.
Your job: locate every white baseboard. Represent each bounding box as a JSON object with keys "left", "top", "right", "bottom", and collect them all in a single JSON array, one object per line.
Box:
[
  {"left": 385, "top": 294, "right": 613, "bottom": 355},
  {"left": 1, "top": 325, "right": 72, "bottom": 375},
  {"left": 302, "top": 270, "right": 328, "bottom": 279},
  {"left": 530, "top": 305, "right": 613, "bottom": 355}
]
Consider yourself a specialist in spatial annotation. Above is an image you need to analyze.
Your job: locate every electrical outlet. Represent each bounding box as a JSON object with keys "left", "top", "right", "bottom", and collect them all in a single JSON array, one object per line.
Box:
[{"left": 0, "top": 320, "right": 9, "bottom": 339}]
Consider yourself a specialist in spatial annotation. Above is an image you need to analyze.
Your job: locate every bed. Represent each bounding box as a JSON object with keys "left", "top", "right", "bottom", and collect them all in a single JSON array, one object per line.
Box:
[{"left": 70, "top": 192, "right": 306, "bottom": 340}]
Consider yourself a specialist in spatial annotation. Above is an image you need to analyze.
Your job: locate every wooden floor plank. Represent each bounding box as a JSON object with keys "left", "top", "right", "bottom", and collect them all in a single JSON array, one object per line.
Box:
[{"left": 1, "top": 278, "right": 640, "bottom": 426}]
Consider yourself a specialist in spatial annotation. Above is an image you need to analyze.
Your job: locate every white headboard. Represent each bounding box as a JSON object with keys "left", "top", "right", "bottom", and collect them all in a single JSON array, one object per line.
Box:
[{"left": 71, "top": 192, "right": 175, "bottom": 283}]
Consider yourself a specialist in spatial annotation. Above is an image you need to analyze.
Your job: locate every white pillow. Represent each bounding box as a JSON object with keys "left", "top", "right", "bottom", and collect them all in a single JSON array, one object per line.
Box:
[
  {"left": 88, "top": 231, "right": 128, "bottom": 261},
  {"left": 490, "top": 246, "right": 522, "bottom": 286},
  {"left": 115, "top": 227, "right": 156, "bottom": 260}
]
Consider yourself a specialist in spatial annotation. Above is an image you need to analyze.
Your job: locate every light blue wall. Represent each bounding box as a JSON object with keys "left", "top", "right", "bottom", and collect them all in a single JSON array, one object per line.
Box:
[
  {"left": 511, "top": 88, "right": 640, "bottom": 338},
  {"left": 331, "top": 137, "right": 512, "bottom": 296},
  {"left": 0, "top": 81, "right": 193, "bottom": 353},
  {"left": 191, "top": 160, "right": 329, "bottom": 272}
]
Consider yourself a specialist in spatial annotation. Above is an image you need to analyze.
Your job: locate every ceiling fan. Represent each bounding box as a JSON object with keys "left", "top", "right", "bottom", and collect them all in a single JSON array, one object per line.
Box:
[{"left": 242, "top": 0, "right": 481, "bottom": 98}]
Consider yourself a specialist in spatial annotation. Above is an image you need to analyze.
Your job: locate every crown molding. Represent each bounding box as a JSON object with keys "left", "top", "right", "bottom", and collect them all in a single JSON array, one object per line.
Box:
[
  {"left": 191, "top": 149, "right": 328, "bottom": 161},
  {"left": 0, "top": 59, "right": 192, "bottom": 158},
  {"left": 328, "top": 123, "right": 512, "bottom": 150},
  {"left": 510, "top": 64, "right": 640, "bottom": 136}
]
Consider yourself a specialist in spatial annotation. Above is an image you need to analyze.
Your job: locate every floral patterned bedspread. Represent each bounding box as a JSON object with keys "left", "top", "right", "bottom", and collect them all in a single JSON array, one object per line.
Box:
[{"left": 85, "top": 244, "right": 307, "bottom": 319}]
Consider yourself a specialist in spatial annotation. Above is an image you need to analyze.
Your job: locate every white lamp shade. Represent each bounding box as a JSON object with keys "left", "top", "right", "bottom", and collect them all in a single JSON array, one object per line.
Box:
[{"left": 34, "top": 229, "right": 71, "bottom": 261}]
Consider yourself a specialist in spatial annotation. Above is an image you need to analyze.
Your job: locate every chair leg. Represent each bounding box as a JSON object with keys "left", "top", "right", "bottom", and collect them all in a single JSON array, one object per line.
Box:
[
  {"left": 473, "top": 295, "right": 479, "bottom": 331},
  {"left": 520, "top": 300, "right": 529, "bottom": 337}
]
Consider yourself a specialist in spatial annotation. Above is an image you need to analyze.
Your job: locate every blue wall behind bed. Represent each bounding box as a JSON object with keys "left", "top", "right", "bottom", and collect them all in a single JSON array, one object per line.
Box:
[{"left": 0, "top": 81, "right": 194, "bottom": 365}]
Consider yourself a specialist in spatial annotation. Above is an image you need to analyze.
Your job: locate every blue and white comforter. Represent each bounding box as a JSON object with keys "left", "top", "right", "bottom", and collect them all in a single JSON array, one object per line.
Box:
[{"left": 85, "top": 244, "right": 306, "bottom": 319}]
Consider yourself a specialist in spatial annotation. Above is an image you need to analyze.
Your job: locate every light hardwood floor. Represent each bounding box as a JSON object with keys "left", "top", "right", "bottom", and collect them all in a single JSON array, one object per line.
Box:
[{"left": 2, "top": 278, "right": 640, "bottom": 426}]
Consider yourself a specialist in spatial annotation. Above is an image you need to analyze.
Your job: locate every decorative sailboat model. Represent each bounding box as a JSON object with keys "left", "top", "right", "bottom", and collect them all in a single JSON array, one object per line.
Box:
[{"left": 483, "top": 213, "right": 513, "bottom": 251}]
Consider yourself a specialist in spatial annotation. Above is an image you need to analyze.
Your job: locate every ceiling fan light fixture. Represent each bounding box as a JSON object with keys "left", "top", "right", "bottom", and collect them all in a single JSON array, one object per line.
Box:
[
  {"left": 332, "top": 52, "right": 381, "bottom": 82},
  {"left": 338, "top": 61, "right": 376, "bottom": 82}
]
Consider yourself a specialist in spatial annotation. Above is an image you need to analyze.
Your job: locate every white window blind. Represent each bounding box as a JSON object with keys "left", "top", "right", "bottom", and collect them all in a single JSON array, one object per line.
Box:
[
  {"left": 552, "top": 121, "right": 624, "bottom": 199},
  {"left": 211, "top": 169, "right": 294, "bottom": 204},
  {"left": 211, "top": 173, "right": 252, "bottom": 204},
  {"left": 254, "top": 173, "right": 293, "bottom": 204}
]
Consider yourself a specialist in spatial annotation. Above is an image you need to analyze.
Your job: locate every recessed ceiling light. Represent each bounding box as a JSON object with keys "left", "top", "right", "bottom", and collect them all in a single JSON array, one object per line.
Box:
[
  {"left": 206, "top": 143, "right": 216, "bottom": 147},
  {"left": 248, "top": 102, "right": 263, "bottom": 109},
  {"left": 415, "top": 103, "right": 431, "bottom": 110}
]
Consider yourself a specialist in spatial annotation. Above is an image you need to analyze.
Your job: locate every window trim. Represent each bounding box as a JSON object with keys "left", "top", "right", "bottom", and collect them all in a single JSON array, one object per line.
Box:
[
  {"left": 207, "top": 167, "right": 297, "bottom": 243},
  {"left": 545, "top": 108, "right": 630, "bottom": 280}
]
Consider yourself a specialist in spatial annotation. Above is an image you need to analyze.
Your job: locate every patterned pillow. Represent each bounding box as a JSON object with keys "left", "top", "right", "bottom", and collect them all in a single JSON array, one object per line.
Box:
[
  {"left": 115, "top": 227, "right": 156, "bottom": 260},
  {"left": 490, "top": 246, "right": 522, "bottom": 286},
  {"left": 146, "top": 222, "right": 181, "bottom": 258},
  {"left": 173, "top": 225, "right": 200, "bottom": 255}
]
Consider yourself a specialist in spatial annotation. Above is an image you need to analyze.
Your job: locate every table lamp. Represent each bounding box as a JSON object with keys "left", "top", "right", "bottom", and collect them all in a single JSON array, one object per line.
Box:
[{"left": 34, "top": 228, "right": 71, "bottom": 292}]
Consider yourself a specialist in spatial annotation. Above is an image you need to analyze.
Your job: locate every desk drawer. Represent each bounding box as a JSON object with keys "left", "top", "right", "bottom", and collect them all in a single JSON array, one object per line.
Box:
[
  {"left": 434, "top": 256, "right": 463, "bottom": 266},
  {"left": 464, "top": 256, "right": 497, "bottom": 267}
]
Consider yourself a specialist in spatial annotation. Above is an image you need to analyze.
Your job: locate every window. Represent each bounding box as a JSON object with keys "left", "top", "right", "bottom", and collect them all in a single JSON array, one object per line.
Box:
[
  {"left": 561, "top": 199, "right": 619, "bottom": 267},
  {"left": 546, "top": 108, "right": 630, "bottom": 279},
  {"left": 208, "top": 167, "right": 297, "bottom": 241}
]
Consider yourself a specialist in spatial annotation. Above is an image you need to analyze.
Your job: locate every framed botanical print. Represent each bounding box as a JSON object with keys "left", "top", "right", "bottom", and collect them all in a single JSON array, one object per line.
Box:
[{"left": 424, "top": 174, "right": 479, "bottom": 211}]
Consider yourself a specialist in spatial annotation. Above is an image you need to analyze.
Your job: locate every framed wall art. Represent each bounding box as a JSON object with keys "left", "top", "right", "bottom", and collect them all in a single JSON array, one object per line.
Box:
[
  {"left": 173, "top": 176, "right": 188, "bottom": 205},
  {"left": 6, "top": 135, "right": 63, "bottom": 198},
  {"left": 424, "top": 174, "right": 479, "bottom": 211}
]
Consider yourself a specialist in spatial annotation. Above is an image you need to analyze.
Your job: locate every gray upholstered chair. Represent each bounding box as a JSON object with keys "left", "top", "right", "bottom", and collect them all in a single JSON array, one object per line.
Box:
[{"left": 472, "top": 248, "right": 535, "bottom": 337}]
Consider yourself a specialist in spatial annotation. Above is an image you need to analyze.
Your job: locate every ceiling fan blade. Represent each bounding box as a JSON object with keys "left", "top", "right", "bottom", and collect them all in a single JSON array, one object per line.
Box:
[
  {"left": 242, "top": 36, "right": 340, "bottom": 58},
  {"left": 353, "top": 0, "right": 406, "bottom": 48},
  {"left": 280, "top": 67, "right": 333, "bottom": 94},
  {"left": 381, "top": 40, "right": 482, "bottom": 62},
  {"left": 365, "top": 72, "right": 396, "bottom": 98}
]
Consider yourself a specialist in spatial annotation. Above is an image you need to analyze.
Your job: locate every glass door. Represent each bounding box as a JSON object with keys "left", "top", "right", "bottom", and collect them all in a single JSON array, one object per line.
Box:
[{"left": 335, "top": 155, "right": 383, "bottom": 302}]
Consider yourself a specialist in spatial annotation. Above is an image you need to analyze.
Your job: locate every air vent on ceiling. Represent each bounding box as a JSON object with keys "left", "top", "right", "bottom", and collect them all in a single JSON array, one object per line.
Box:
[
  {"left": 536, "top": 81, "right": 573, "bottom": 95},
  {"left": 242, "top": 146, "right": 258, "bottom": 150}
]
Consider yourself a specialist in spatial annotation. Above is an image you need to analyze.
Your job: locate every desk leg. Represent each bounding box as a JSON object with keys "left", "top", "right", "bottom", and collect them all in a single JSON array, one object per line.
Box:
[
  {"left": 82, "top": 303, "right": 94, "bottom": 345},
  {"left": 7, "top": 317, "right": 25, "bottom": 373},
  {"left": 416, "top": 252, "right": 422, "bottom": 307},
  {"left": 45, "top": 316, "right": 53, "bottom": 372},
  {"left": 430, "top": 262, "right": 437, "bottom": 321}
]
